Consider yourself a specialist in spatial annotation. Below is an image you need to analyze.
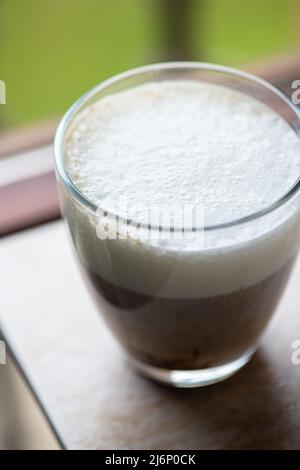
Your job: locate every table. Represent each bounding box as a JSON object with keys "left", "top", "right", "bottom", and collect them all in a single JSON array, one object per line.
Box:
[{"left": 0, "top": 220, "right": 300, "bottom": 449}]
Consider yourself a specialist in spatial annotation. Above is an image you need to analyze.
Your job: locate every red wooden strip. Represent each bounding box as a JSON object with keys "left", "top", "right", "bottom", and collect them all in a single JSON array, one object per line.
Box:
[{"left": 0, "top": 171, "right": 61, "bottom": 236}]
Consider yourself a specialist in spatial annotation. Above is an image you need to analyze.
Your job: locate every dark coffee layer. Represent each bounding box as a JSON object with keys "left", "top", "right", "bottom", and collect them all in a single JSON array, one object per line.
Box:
[{"left": 82, "top": 257, "right": 295, "bottom": 370}]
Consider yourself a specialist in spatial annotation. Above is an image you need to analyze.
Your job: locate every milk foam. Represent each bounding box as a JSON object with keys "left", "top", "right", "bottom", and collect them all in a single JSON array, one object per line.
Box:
[{"left": 64, "top": 80, "right": 300, "bottom": 298}]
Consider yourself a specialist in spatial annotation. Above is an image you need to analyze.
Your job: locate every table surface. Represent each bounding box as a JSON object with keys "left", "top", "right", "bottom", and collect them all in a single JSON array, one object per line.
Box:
[{"left": 1, "top": 220, "right": 300, "bottom": 450}]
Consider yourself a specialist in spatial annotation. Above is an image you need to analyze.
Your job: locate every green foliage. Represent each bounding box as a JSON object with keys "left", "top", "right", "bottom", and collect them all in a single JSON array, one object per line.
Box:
[{"left": 0, "top": 0, "right": 297, "bottom": 128}]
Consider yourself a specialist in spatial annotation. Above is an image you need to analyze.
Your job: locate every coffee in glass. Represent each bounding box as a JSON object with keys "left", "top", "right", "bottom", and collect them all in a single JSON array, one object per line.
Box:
[{"left": 55, "top": 63, "right": 300, "bottom": 387}]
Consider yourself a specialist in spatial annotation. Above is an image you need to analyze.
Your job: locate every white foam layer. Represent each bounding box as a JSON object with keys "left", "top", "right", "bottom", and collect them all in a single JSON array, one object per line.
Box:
[{"left": 64, "top": 80, "right": 300, "bottom": 298}]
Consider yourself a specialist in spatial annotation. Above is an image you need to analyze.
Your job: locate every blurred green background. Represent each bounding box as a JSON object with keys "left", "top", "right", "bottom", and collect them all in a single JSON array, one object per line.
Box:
[{"left": 0, "top": 0, "right": 299, "bottom": 129}]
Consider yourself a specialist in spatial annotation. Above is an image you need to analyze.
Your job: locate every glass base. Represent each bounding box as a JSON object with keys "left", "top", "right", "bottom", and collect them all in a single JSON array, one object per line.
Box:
[{"left": 129, "top": 349, "right": 255, "bottom": 388}]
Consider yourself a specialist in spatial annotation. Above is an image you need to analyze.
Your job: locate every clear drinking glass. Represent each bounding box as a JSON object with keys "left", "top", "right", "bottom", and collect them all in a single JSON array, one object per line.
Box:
[{"left": 54, "top": 63, "right": 300, "bottom": 387}]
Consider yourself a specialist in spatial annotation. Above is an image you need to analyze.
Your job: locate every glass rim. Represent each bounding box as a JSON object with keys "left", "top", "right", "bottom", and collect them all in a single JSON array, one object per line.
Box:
[{"left": 54, "top": 61, "right": 300, "bottom": 232}]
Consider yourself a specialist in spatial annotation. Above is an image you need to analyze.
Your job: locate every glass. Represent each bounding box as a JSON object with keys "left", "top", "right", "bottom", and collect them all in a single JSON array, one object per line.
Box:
[{"left": 54, "top": 63, "right": 300, "bottom": 387}]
